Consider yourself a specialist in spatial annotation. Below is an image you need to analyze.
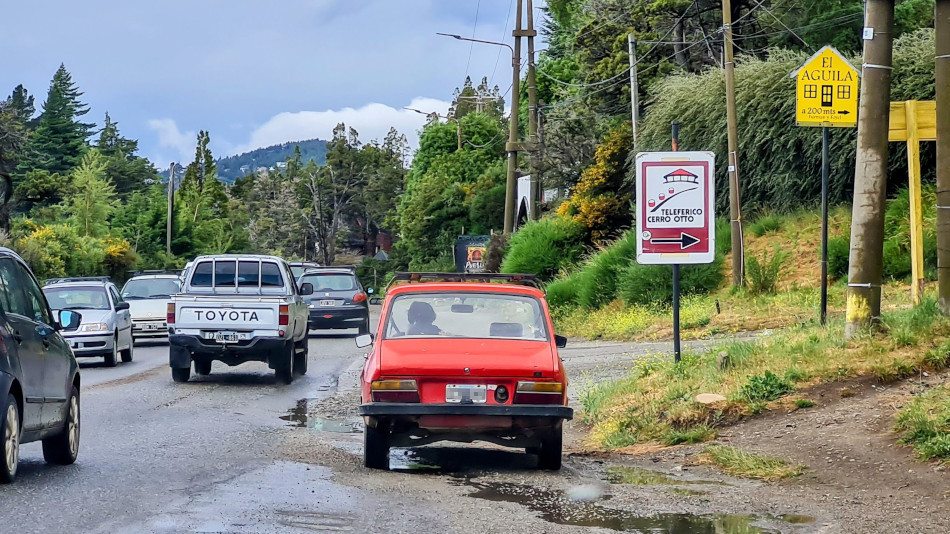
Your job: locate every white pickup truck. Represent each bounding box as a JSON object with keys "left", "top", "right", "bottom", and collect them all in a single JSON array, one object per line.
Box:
[{"left": 167, "top": 255, "right": 314, "bottom": 384}]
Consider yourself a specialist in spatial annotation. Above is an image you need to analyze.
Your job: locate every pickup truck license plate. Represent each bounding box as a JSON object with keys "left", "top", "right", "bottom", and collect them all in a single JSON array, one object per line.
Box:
[
  {"left": 214, "top": 331, "right": 240, "bottom": 344},
  {"left": 319, "top": 300, "right": 337, "bottom": 307},
  {"left": 446, "top": 385, "right": 487, "bottom": 404}
]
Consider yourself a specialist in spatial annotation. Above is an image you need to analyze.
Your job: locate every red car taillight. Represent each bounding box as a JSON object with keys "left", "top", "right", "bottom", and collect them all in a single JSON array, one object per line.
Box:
[
  {"left": 167, "top": 303, "right": 176, "bottom": 324},
  {"left": 353, "top": 292, "right": 367, "bottom": 304},
  {"left": 513, "top": 381, "right": 564, "bottom": 405},
  {"left": 371, "top": 379, "right": 420, "bottom": 403},
  {"left": 279, "top": 304, "right": 289, "bottom": 326}
]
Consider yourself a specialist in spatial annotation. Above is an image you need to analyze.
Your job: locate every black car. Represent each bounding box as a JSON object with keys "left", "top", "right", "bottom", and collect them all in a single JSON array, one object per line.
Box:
[
  {"left": 299, "top": 268, "right": 371, "bottom": 335},
  {"left": 0, "top": 248, "right": 83, "bottom": 483}
]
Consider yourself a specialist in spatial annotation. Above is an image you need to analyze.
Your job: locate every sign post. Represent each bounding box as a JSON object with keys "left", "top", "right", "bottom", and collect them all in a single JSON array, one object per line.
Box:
[
  {"left": 636, "top": 148, "right": 716, "bottom": 362},
  {"left": 791, "top": 45, "right": 859, "bottom": 324}
]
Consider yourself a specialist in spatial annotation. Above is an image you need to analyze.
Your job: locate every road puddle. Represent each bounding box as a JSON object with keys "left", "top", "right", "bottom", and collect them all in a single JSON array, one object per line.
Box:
[
  {"left": 280, "top": 399, "right": 361, "bottom": 433},
  {"left": 389, "top": 449, "right": 442, "bottom": 471},
  {"left": 780, "top": 515, "right": 816, "bottom": 524},
  {"left": 464, "top": 481, "right": 809, "bottom": 533},
  {"left": 606, "top": 466, "right": 722, "bottom": 486}
]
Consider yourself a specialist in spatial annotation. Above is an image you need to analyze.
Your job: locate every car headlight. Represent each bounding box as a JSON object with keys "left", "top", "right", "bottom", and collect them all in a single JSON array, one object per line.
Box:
[{"left": 79, "top": 322, "right": 110, "bottom": 333}]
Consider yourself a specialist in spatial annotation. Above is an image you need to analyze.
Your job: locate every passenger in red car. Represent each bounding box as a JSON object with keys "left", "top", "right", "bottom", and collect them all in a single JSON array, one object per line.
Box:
[{"left": 407, "top": 301, "right": 441, "bottom": 335}]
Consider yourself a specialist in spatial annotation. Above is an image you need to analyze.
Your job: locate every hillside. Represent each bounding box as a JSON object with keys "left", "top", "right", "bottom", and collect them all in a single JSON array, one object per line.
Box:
[{"left": 216, "top": 138, "right": 327, "bottom": 183}]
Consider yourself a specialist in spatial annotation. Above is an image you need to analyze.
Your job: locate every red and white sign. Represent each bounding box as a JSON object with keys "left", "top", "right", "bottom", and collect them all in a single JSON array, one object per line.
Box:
[{"left": 636, "top": 151, "right": 715, "bottom": 265}]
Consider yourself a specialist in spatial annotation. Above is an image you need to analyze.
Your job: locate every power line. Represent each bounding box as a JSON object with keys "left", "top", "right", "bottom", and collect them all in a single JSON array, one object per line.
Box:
[
  {"left": 751, "top": 0, "right": 814, "bottom": 51},
  {"left": 489, "top": 0, "right": 515, "bottom": 88},
  {"left": 465, "top": 0, "right": 482, "bottom": 79}
]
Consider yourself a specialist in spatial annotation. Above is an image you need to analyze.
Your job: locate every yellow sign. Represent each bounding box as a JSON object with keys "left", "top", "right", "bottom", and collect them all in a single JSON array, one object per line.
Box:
[{"left": 791, "top": 46, "right": 859, "bottom": 128}]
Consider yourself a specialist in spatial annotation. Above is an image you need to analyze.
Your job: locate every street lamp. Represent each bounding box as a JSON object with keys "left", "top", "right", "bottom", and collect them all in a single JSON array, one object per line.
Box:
[
  {"left": 405, "top": 107, "right": 461, "bottom": 151},
  {"left": 438, "top": 31, "right": 521, "bottom": 233}
]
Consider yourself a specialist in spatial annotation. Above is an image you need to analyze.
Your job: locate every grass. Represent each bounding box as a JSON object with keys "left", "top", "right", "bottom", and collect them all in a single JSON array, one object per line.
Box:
[
  {"left": 895, "top": 379, "right": 950, "bottom": 461},
  {"left": 702, "top": 444, "right": 805, "bottom": 481},
  {"left": 580, "top": 293, "right": 950, "bottom": 449}
]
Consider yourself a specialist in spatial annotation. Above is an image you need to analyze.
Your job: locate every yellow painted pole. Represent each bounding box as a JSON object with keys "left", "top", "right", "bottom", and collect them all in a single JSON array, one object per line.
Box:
[{"left": 907, "top": 100, "right": 925, "bottom": 305}]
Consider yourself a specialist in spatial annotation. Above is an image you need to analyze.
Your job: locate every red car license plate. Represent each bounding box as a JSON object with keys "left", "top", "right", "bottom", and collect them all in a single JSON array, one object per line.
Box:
[{"left": 446, "top": 384, "right": 487, "bottom": 403}]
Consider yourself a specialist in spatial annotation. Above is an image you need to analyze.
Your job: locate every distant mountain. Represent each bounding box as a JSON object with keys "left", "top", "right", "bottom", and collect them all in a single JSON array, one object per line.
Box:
[{"left": 216, "top": 139, "right": 327, "bottom": 183}]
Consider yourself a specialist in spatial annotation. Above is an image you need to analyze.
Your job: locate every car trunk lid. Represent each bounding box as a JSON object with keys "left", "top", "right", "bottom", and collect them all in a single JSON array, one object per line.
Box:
[{"left": 378, "top": 338, "right": 555, "bottom": 378}]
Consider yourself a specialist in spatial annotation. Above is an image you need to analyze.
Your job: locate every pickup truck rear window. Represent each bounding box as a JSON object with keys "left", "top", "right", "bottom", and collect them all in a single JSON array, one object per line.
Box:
[
  {"left": 261, "top": 263, "right": 283, "bottom": 287},
  {"left": 215, "top": 261, "right": 236, "bottom": 285},
  {"left": 189, "top": 260, "right": 285, "bottom": 289},
  {"left": 191, "top": 262, "right": 213, "bottom": 287}
]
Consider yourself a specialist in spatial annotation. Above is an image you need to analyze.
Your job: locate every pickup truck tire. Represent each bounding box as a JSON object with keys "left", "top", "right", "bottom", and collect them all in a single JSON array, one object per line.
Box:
[
  {"left": 275, "top": 343, "right": 294, "bottom": 385},
  {"left": 194, "top": 360, "right": 212, "bottom": 376},
  {"left": 42, "top": 386, "right": 80, "bottom": 466},
  {"left": 363, "top": 423, "right": 389, "bottom": 470},
  {"left": 537, "top": 426, "right": 563, "bottom": 470},
  {"left": 171, "top": 366, "right": 191, "bottom": 383},
  {"left": 293, "top": 339, "right": 308, "bottom": 376}
]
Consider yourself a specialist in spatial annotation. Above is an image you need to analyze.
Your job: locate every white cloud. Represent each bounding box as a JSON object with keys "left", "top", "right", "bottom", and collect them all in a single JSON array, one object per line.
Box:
[
  {"left": 228, "top": 97, "right": 452, "bottom": 157},
  {"left": 146, "top": 118, "right": 195, "bottom": 165}
]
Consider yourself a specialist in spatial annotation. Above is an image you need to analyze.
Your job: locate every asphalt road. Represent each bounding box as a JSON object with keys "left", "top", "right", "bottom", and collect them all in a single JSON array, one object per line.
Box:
[{"left": 1, "top": 318, "right": 825, "bottom": 534}]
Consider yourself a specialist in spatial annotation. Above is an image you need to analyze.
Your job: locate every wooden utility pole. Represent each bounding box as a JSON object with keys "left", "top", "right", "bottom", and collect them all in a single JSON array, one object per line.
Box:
[
  {"left": 526, "top": 0, "right": 540, "bottom": 221},
  {"left": 503, "top": 0, "right": 523, "bottom": 233},
  {"left": 722, "top": 0, "right": 744, "bottom": 286},
  {"left": 845, "top": 0, "right": 895, "bottom": 338},
  {"left": 628, "top": 34, "right": 640, "bottom": 144},
  {"left": 166, "top": 162, "right": 175, "bottom": 254},
  {"left": 937, "top": 0, "right": 950, "bottom": 313}
]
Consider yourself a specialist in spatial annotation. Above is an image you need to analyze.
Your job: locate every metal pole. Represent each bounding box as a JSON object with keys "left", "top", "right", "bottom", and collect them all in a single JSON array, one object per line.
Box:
[
  {"left": 527, "top": 0, "right": 540, "bottom": 221},
  {"left": 820, "top": 127, "right": 829, "bottom": 325},
  {"left": 166, "top": 162, "right": 175, "bottom": 255},
  {"left": 936, "top": 0, "right": 950, "bottom": 313},
  {"left": 722, "top": 0, "right": 745, "bottom": 287},
  {"left": 628, "top": 34, "right": 640, "bottom": 144},
  {"left": 845, "top": 0, "right": 894, "bottom": 338},
  {"left": 504, "top": 0, "right": 523, "bottom": 234},
  {"left": 672, "top": 121, "right": 681, "bottom": 363}
]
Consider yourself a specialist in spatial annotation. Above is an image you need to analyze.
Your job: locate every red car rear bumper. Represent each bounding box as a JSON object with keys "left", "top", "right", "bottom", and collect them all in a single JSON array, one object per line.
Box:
[{"left": 358, "top": 403, "right": 572, "bottom": 420}]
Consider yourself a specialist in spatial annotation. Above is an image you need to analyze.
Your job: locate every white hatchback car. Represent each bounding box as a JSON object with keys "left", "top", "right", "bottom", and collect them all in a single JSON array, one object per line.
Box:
[
  {"left": 120, "top": 271, "right": 182, "bottom": 342},
  {"left": 43, "top": 277, "right": 134, "bottom": 367}
]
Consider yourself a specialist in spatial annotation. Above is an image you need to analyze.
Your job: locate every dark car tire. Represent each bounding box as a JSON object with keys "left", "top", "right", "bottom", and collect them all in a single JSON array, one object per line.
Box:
[
  {"left": 171, "top": 366, "right": 191, "bottom": 383},
  {"left": 358, "top": 317, "right": 371, "bottom": 335},
  {"left": 121, "top": 342, "right": 133, "bottom": 363},
  {"left": 1, "top": 393, "right": 20, "bottom": 483},
  {"left": 42, "top": 386, "right": 80, "bottom": 466},
  {"left": 293, "top": 339, "right": 308, "bottom": 376},
  {"left": 363, "top": 423, "right": 389, "bottom": 470},
  {"left": 275, "top": 343, "right": 294, "bottom": 385},
  {"left": 538, "top": 426, "right": 563, "bottom": 470},
  {"left": 104, "top": 335, "right": 118, "bottom": 367},
  {"left": 194, "top": 360, "right": 212, "bottom": 376}
]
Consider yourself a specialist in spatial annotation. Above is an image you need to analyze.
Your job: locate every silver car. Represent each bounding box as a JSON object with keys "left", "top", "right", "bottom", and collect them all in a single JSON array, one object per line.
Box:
[
  {"left": 120, "top": 272, "right": 181, "bottom": 341},
  {"left": 43, "top": 278, "right": 134, "bottom": 367}
]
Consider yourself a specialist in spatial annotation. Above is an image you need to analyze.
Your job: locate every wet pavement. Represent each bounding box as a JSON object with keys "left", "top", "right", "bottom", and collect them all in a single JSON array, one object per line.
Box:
[{"left": 1, "top": 313, "right": 832, "bottom": 533}]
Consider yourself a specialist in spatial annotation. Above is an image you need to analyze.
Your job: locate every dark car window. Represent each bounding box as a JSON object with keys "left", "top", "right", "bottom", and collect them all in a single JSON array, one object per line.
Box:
[
  {"left": 261, "top": 263, "right": 283, "bottom": 287},
  {"left": 214, "top": 261, "right": 236, "bottom": 286},
  {"left": 238, "top": 261, "right": 260, "bottom": 287},
  {"left": 301, "top": 273, "right": 356, "bottom": 291},
  {"left": 14, "top": 262, "right": 52, "bottom": 324},
  {"left": 191, "top": 261, "right": 213, "bottom": 287},
  {"left": 0, "top": 259, "right": 30, "bottom": 318},
  {"left": 108, "top": 286, "right": 121, "bottom": 307}
]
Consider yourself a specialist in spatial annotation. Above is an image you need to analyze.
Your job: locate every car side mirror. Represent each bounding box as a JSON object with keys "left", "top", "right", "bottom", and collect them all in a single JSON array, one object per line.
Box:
[
  {"left": 368, "top": 297, "right": 382, "bottom": 306},
  {"left": 116, "top": 302, "right": 130, "bottom": 311},
  {"left": 57, "top": 310, "right": 82, "bottom": 331},
  {"left": 355, "top": 333, "right": 374, "bottom": 348},
  {"left": 299, "top": 283, "right": 314, "bottom": 296},
  {"left": 555, "top": 334, "right": 567, "bottom": 348}
]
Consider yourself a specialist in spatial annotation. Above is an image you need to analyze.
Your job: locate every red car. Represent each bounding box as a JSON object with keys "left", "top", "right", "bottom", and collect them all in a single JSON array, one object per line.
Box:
[{"left": 356, "top": 273, "right": 572, "bottom": 470}]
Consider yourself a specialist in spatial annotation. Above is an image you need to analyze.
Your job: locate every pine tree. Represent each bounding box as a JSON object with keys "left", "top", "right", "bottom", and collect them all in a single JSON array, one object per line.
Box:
[
  {"left": 18, "top": 64, "right": 94, "bottom": 176},
  {"left": 61, "top": 150, "right": 118, "bottom": 237},
  {"left": 96, "top": 112, "right": 159, "bottom": 197}
]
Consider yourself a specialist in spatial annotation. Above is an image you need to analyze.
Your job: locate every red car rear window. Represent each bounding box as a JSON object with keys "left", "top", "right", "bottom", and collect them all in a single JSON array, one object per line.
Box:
[{"left": 382, "top": 292, "right": 548, "bottom": 341}]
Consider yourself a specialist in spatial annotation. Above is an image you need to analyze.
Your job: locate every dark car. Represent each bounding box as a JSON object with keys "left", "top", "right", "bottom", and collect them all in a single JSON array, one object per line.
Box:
[
  {"left": 299, "top": 268, "right": 371, "bottom": 335},
  {"left": 0, "top": 248, "right": 83, "bottom": 483},
  {"left": 289, "top": 262, "right": 321, "bottom": 281}
]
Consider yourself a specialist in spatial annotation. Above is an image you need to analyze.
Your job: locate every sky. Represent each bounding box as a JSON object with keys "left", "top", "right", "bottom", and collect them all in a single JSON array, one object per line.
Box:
[{"left": 1, "top": 0, "right": 546, "bottom": 167}]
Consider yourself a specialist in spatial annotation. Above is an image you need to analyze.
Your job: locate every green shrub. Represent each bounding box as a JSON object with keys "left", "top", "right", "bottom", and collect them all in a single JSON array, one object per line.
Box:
[
  {"left": 575, "top": 232, "right": 637, "bottom": 308},
  {"left": 483, "top": 233, "right": 509, "bottom": 273},
  {"left": 828, "top": 235, "right": 850, "bottom": 279},
  {"left": 619, "top": 254, "right": 724, "bottom": 305},
  {"left": 355, "top": 257, "right": 389, "bottom": 292},
  {"left": 746, "top": 246, "right": 788, "bottom": 294},
  {"left": 748, "top": 214, "right": 783, "bottom": 237},
  {"left": 794, "top": 399, "right": 815, "bottom": 409},
  {"left": 715, "top": 218, "right": 732, "bottom": 256},
  {"left": 545, "top": 277, "right": 580, "bottom": 309},
  {"left": 739, "top": 371, "right": 793, "bottom": 402},
  {"left": 501, "top": 217, "right": 587, "bottom": 281}
]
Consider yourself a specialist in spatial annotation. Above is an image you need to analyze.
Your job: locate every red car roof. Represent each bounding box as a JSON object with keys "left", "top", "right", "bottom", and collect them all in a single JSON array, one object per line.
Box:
[{"left": 387, "top": 282, "right": 545, "bottom": 299}]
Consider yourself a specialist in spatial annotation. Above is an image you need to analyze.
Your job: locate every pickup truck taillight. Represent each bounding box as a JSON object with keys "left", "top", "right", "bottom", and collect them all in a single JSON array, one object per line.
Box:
[
  {"left": 513, "top": 381, "right": 563, "bottom": 405},
  {"left": 279, "top": 304, "right": 289, "bottom": 326},
  {"left": 167, "top": 303, "right": 175, "bottom": 324},
  {"left": 371, "top": 380, "right": 420, "bottom": 402},
  {"left": 353, "top": 292, "right": 367, "bottom": 304}
]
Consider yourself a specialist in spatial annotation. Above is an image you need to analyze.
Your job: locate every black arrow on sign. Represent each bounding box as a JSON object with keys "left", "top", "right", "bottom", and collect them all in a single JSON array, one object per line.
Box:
[
  {"left": 837, "top": 110, "right": 851, "bottom": 114},
  {"left": 650, "top": 233, "right": 701, "bottom": 249}
]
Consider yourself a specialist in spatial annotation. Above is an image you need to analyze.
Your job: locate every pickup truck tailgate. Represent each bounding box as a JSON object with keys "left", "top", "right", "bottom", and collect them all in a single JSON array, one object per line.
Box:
[{"left": 175, "top": 300, "right": 278, "bottom": 330}]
